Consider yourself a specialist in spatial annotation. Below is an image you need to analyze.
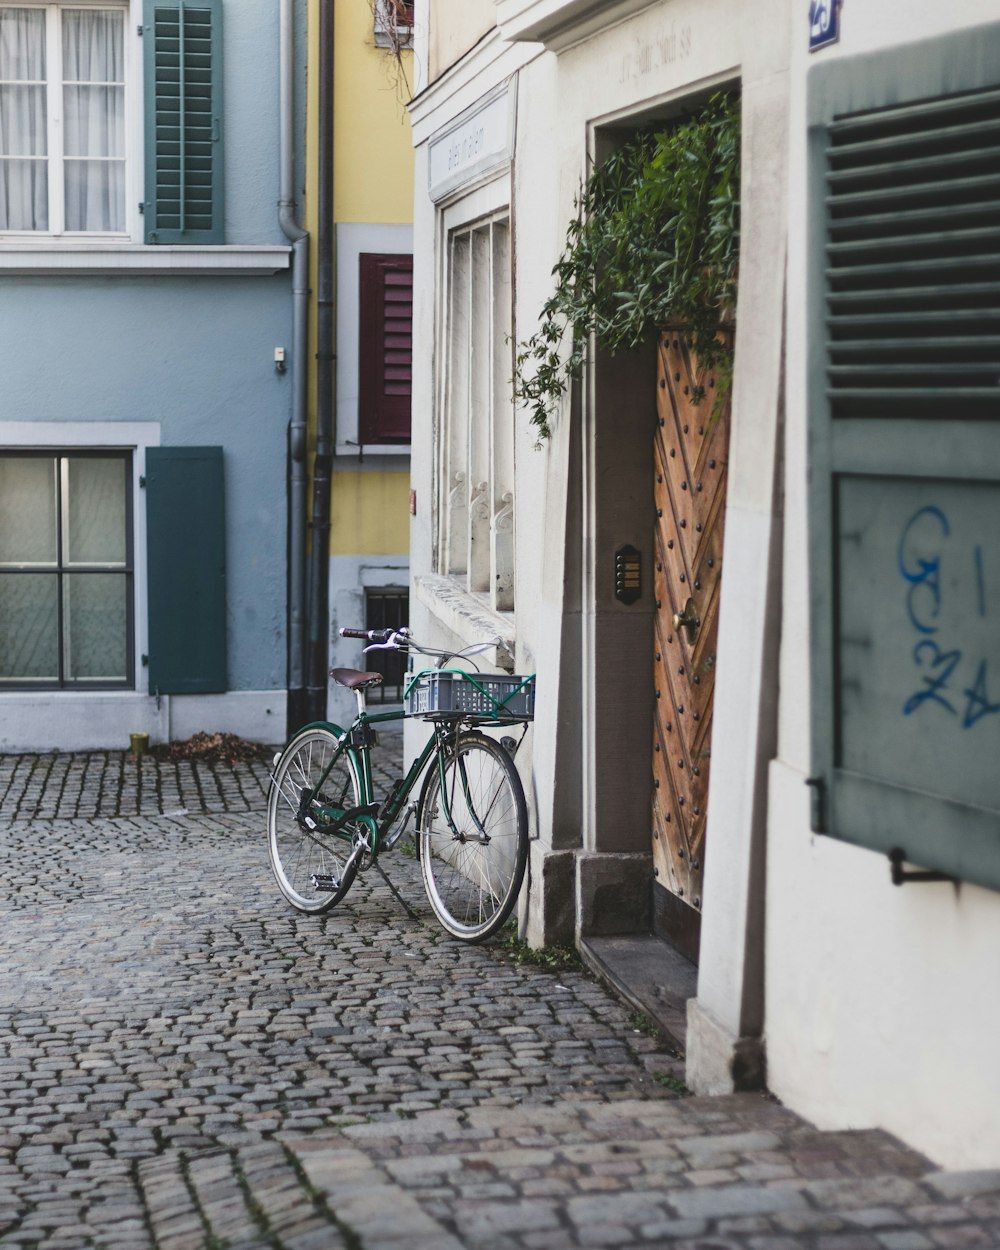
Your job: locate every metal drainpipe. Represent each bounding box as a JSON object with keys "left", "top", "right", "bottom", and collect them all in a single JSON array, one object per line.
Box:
[
  {"left": 279, "top": 0, "right": 309, "bottom": 737},
  {"left": 306, "top": 0, "right": 335, "bottom": 724}
]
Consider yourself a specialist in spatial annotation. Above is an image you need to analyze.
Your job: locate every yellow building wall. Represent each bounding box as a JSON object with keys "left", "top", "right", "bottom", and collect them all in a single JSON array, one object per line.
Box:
[
  {"left": 334, "top": 1, "right": 415, "bottom": 224},
  {"left": 329, "top": 470, "right": 411, "bottom": 556},
  {"left": 305, "top": 0, "right": 414, "bottom": 562}
]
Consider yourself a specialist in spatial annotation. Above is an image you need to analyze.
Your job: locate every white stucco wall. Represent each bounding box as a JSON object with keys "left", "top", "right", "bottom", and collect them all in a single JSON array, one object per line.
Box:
[
  {"left": 411, "top": 0, "right": 1000, "bottom": 1170},
  {"left": 766, "top": 2, "right": 1000, "bottom": 1170}
]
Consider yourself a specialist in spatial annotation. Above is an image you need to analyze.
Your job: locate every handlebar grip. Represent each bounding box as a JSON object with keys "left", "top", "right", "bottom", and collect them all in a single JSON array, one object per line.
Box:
[{"left": 339, "top": 627, "right": 375, "bottom": 640}]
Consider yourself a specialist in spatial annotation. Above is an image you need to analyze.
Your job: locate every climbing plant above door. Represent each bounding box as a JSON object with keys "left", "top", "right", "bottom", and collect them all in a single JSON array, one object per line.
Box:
[{"left": 513, "top": 92, "right": 741, "bottom": 443}]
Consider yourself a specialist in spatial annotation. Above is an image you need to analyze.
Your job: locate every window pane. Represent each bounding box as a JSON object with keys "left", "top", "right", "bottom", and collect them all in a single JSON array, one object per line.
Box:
[
  {"left": 63, "top": 156, "right": 124, "bottom": 231},
  {"left": 64, "top": 572, "right": 127, "bottom": 680},
  {"left": 0, "top": 86, "right": 47, "bottom": 155},
  {"left": 0, "top": 9, "right": 47, "bottom": 230},
  {"left": 63, "top": 86, "right": 124, "bottom": 156},
  {"left": 0, "top": 155, "right": 48, "bottom": 228},
  {"left": 62, "top": 9, "right": 124, "bottom": 84},
  {"left": 65, "top": 457, "right": 126, "bottom": 564},
  {"left": 0, "top": 8, "right": 45, "bottom": 80},
  {"left": 0, "top": 457, "right": 57, "bottom": 564},
  {"left": 0, "top": 573, "right": 59, "bottom": 680}
]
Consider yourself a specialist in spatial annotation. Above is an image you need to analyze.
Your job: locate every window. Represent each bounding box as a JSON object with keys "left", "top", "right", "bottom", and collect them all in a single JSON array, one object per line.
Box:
[
  {"left": 364, "top": 586, "right": 409, "bottom": 703},
  {"left": 439, "top": 212, "right": 514, "bottom": 612},
  {"left": 806, "top": 23, "right": 1000, "bottom": 891},
  {"left": 0, "top": 4, "right": 127, "bottom": 234},
  {"left": 373, "top": 0, "right": 413, "bottom": 49},
  {"left": 0, "top": 451, "right": 133, "bottom": 686},
  {"left": 0, "top": 0, "right": 224, "bottom": 244},
  {"left": 359, "top": 252, "right": 412, "bottom": 445}
]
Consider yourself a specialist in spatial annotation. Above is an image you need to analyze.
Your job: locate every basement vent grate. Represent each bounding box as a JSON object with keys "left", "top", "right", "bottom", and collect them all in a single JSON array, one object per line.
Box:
[{"left": 825, "top": 84, "right": 1000, "bottom": 418}]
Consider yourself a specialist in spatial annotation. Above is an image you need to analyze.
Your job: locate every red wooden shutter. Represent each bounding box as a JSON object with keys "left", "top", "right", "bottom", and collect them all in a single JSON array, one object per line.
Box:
[{"left": 359, "top": 253, "right": 413, "bottom": 445}]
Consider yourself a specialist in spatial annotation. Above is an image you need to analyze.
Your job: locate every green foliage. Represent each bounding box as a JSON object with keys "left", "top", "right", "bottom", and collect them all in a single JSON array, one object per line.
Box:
[
  {"left": 498, "top": 928, "right": 583, "bottom": 972},
  {"left": 513, "top": 92, "right": 741, "bottom": 443},
  {"left": 653, "top": 1071, "right": 692, "bottom": 1095},
  {"left": 628, "top": 1010, "right": 662, "bottom": 1037}
]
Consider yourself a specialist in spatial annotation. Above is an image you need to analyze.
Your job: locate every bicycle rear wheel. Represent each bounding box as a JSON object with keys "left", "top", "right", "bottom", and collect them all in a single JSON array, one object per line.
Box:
[
  {"left": 267, "top": 727, "right": 361, "bottom": 913},
  {"left": 417, "top": 732, "right": 528, "bottom": 942}
]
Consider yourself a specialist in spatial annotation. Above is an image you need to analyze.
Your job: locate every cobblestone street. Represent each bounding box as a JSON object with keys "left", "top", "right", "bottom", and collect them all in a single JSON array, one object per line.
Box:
[{"left": 1, "top": 745, "right": 999, "bottom": 1249}]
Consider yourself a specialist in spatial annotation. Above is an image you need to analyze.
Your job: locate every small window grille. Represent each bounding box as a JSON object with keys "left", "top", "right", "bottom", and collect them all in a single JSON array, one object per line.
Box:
[{"left": 365, "top": 588, "right": 409, "bottom": 703}]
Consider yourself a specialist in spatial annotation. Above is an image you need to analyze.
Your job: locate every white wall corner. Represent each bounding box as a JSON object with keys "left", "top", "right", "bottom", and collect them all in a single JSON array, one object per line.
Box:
[{"left": 686, "top": 997, "right": 766, "bottom": 1095}]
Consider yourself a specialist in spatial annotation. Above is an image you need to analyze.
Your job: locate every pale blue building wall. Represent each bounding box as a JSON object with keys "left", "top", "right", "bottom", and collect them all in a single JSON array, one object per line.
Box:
[
  {"left": 0, "top": 0, "right": 304, "bottom": 743},
  {"left": 2, "top": 277, "right": 291, "bottom": 692}
]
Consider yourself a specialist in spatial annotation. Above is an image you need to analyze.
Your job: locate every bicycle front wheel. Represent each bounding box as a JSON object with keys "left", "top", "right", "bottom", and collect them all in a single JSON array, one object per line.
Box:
[
  {"left": 417, "top": 732, "right": 528, "bottom": 942},
  {"left": 267, "top": 727, "right": 361, "bottom": 913}
]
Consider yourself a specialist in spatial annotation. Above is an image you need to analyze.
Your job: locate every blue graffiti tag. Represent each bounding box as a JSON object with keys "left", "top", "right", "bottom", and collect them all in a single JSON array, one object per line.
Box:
[
  {"left": 898, "top": 505, "right": 998, "bottom": 727},
  {"left": 897, "top": 505, "right": 949, "bottom": 635},
  {"left": 903, "top": 641, "right": 959, "bottom": 717}
]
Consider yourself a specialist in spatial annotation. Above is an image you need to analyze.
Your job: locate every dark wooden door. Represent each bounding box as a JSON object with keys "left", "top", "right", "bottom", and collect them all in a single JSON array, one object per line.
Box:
[{"left": 652, "top": 328, "right": 731, "bottom": 963}]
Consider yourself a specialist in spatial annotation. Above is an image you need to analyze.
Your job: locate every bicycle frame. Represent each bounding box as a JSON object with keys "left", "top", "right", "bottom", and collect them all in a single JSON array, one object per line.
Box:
[{"left": 293, "top": 709, "right": 461, "bottom": 861}]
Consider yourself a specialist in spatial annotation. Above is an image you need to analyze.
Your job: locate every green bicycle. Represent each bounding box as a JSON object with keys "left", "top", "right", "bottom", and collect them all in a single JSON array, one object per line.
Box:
[{"left": 267, "top": 627, "right": 534, "bottom": 942}]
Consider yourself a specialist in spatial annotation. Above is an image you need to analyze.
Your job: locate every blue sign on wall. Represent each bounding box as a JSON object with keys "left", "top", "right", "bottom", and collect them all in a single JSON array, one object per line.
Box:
[{"left": 809, "top": 0, "right": 841, "bottom": 52}]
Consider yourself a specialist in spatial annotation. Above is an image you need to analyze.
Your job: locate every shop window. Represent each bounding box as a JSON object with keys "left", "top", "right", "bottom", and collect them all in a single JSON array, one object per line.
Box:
[{"left": 440, "top": 212, "right": 514, "bottom": 612}]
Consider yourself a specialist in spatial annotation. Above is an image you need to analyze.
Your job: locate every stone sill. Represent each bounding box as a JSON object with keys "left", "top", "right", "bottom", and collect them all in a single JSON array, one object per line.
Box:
[
  {"left": 414, "top": 574, "right": 515, "bottom": 672},
  {"left": 0, "top": 244, "right": 292, "bottom": 277}
]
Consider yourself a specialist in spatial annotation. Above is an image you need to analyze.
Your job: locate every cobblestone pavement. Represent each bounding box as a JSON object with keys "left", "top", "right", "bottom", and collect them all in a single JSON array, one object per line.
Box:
[{"left": 1, "top": 743, "right": 999, "bottom": 1249}]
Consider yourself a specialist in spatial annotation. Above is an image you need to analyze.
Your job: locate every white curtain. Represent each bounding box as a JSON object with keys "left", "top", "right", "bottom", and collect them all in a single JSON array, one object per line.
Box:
[
  {"left": 0, "top": 7, "right": 47, "bottom": 231},
  {"left": 0, "top": 6, "right": 124, "bottom": 233},
  {"left": 63, "top": 8, "right": 124, "bottom": 232}
]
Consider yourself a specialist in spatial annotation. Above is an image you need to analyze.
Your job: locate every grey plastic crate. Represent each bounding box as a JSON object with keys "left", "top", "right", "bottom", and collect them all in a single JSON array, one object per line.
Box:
[{"left": 403, "top": 669, "right": 535, "bottom": 721}]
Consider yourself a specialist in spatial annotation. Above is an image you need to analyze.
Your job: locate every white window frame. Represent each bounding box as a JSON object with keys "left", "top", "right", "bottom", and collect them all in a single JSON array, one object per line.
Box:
[
  {"left": 435, "top": 173, "right": 514, "bottom": 617},
  {"left": 0, "top": 420, "right": 158, "bottom": 692},
  {"left": 0, "top": 0, "right": 141, "bottom": 243},
  {"left": 0, "top": 0, "right": 290, "bottom": 275}
]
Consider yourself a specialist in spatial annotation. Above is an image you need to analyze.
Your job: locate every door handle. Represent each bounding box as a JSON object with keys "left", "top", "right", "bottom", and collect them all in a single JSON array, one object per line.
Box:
[{"left": 672, "top": 597, "right": 700, "bottom": 644}]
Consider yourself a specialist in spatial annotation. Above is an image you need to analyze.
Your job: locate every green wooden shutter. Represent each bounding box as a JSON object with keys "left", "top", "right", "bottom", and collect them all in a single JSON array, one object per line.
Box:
[
  {"left": 807, "top": 21, "right": 1000, "bottom": 891},
  {"left": 145, "top": 447, "right": 227, "bottom": 694},
  {"left": 143, "top": 0, "right": 224, "bottom": 244}
]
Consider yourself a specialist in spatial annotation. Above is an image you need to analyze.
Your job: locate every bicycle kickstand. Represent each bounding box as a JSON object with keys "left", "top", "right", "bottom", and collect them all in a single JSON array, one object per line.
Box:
[{"left": 372, "top": 858, "right": 420, "bottom": 921}]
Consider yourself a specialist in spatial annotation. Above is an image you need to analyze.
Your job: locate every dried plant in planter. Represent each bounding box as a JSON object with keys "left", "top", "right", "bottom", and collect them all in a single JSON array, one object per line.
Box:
[
  {"left": 514, "top": 92, "right": 741, "bottom": 444},
  {"left": 371, "top": 0, "right": 414, "bottom": 99}
]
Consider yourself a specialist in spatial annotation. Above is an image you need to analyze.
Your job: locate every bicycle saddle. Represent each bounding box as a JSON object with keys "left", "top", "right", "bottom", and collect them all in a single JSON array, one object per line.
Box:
[{"left": 329, "top": 667, "right": 384, "bottom": 690}]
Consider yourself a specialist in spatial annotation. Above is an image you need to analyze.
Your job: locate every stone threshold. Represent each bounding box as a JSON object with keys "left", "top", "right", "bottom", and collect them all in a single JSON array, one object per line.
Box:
[{"left": 579, "top": 932, "right": 697, "bottom": 1055}]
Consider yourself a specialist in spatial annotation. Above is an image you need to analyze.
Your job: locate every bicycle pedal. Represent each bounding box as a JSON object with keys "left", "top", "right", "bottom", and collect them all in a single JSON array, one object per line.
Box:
[{"left": 310, "top": 874, "right": 340, "bottom": 891}]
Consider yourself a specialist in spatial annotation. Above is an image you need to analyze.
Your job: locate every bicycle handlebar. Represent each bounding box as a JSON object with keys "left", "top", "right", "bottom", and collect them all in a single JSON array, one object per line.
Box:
[
  {"left": 339, "top": 626, "right": 506, "bottom": 669},
  {"left": 338, "top": 627, "right": 403, "bottom": 643}
]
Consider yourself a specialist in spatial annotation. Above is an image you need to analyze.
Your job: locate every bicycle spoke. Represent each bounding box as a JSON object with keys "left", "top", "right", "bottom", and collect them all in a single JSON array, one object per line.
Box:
[
  {"left": 419, "top": 734, "right": 528, "bottom": 942},
  {"left": 267, "top": 729, "right": 362, "bottom": 914}
]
